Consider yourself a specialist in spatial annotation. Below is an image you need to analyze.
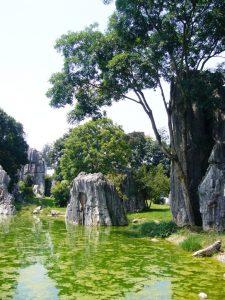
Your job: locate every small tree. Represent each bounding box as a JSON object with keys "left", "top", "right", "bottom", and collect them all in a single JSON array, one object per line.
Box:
[{"left": 59, "top": 118, "right": 131, "bottom": 181}]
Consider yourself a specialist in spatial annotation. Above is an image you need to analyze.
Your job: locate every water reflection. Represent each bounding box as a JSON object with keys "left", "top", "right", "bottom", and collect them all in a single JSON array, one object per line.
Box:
[
  {"left": 0, "top": 216, "right": 225, "bottom": 299},
  {"left": 13, "top": 262, "right": 58, "bottom": 300}
]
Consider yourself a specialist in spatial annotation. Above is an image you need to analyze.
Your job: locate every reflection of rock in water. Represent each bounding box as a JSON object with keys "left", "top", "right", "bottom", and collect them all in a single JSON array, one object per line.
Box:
[
  {"left": 66, "top": 172, "right": 128, "bottom": 226},
  {"left": 13, "top": 263, "right": 59, "bottom": 300}
]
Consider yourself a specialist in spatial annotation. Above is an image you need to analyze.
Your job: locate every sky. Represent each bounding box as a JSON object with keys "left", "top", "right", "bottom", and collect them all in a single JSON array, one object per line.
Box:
[{"left": 2, "top": 0, "right": 214, "bottom": 151}]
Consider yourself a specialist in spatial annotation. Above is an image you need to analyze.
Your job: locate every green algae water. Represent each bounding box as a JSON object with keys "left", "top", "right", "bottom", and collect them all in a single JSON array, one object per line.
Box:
[{"left": 0, "top": 214, "right": 225, "bottom": 300}]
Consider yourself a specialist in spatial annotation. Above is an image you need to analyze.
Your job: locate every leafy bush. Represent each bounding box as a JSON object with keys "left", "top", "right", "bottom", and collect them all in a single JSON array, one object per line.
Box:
[
  {"left": 51, "top": 180, "right": 70, "bottom": 207},
  {"left": 180, "top": 235, "right": 202, "bottom": 252},
  {"left": 18, "top": 180, "right": 33, "bottom": 198},
  {"left": 133, "top": 221, "right": 177, "bottom": 238}
]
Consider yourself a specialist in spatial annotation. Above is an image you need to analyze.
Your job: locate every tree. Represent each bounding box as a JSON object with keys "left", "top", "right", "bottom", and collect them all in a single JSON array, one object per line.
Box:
[
  {"left": 59, "top": 118, "right": 131, "bottom": 181},
  {"left": 135, "top": 163, "right": 170, "bottom": 204},
  {"left": 0, "top": 108, "right": 28, "bottom": 183},
  {"left": 127, "top": 131, "right": 170, "bottom": 173},
  {"left": 47, "top": 1, "right": 225, "bottom": 227},
  {"left": 41, "top": 144, "right": 53, "bottom": 168}
]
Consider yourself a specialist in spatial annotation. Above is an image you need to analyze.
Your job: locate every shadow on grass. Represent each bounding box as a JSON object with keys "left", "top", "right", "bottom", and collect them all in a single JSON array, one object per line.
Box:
[{"left": 117, "top": 221, "right": 178, "bottom": 239}]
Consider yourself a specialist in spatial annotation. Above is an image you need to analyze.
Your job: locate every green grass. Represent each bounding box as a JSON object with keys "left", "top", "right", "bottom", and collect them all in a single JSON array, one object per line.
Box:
[
  {"left": 131, "top": 221, "right": 177, "bottom": 238},
  {"left": 15, "top": 196, "right": 66, "bottom": 216},
  {"left": 128, "top": 203, "right": 172, "bottom": 223},
  {"left": 125, "top": 204, "right": 175, "bottom": 238},
  {"left": 180, "top": 234, "right": 202, "bottom": 252}
]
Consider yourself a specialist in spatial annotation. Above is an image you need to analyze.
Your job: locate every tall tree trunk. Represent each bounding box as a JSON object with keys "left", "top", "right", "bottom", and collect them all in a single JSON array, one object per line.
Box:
[{"left": 170, "top": 77, "right": 214, "bottom": 226}]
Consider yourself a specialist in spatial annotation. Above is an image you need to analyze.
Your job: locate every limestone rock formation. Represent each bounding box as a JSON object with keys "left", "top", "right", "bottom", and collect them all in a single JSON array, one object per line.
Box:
[
  {"left": 170, "top": 79, "right": 214, "bottom": 227},
  {"left": 66, "top": 172, "right": 128, "bottom": 226},
  {"left": 0, "top": 165, "right": 15, "bottom": 215},
  {"left": 199, "top": 142, "right": 225, "bottom": 231},
  {"left": 121, "top": 173, "right": 147, "bottom": 212},
  {"left": 20, "top": 148, "right": 45, "bottom": 197}
]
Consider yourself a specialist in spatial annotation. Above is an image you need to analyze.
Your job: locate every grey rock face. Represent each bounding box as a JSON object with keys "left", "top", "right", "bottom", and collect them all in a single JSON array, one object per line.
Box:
[
  {"left": 122, "top": 173, "right": 147, "bottom": 212},
  {"left": 199, "top": 142, "right": 225, "bottom": 231},
  {"left": 66, "top": 172, "right": 128, "bottom": 226},
  {"left": 170, "top": 79, "right": 214, "bottom": 226},
  {"left": 20, "top": 148, "right": 45, "bottom": 197},
  {"left": 0, "top": 165, "right": 15, "bottom": 215}
]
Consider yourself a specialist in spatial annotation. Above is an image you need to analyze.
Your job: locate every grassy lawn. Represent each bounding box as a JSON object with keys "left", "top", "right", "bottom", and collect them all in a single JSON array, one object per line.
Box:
[
  {"left": 128, "top": 204, "right": 172, "bottom": 223},
  {"left": 127, "top": 204, "right": 225, "bottom": 255},
  {"left": 16, "top": 197, "right": 66, "bottom": 217}
]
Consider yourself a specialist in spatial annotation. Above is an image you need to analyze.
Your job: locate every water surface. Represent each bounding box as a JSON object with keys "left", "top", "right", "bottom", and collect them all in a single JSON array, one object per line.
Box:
[{"left": 0, "top": 214, "right": 225, "bottom": 299}]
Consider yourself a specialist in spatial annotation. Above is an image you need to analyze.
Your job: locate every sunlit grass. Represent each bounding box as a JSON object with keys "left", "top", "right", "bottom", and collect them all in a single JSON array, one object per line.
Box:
[
  {"left": 128, "top": 203, "right": 172, "bottom": 223},
  {"left": 180, "top": 234, "right": 202, "bottom": 252}
]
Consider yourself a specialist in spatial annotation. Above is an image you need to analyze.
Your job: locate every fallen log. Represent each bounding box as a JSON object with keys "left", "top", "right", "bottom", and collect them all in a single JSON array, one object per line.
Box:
[{"left": 193, "top": 240, "right": 221, "bottom": 257}]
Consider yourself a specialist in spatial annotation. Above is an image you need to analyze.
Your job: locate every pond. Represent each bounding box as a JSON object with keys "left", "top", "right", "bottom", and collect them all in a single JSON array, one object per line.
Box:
[{"left": 0, "top": 214, "right": 225, "bottom": 300}]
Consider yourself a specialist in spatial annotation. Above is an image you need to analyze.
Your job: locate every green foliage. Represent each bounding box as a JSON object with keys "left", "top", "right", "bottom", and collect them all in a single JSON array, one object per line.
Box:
[
  {"left": 0, "top": 108, "right": 28, "bottom": 182},
  {"left": 133, "top": 221, "right": 177, "bottom": 238},
  {"left": 60, "top": 118, "right": 131, "bottom": 181},
  {"left": 47, "top": 1, "right": 225, "bottom": 123},
  {"left": 42, "top": 144, "right": 53, "bottom": 168},
  {"left": 180, "top": 235, "right": 202, "bottom": 252},
  {"left": 106, "top": 173, "right": 127, "bottom": 200},
  {"left": 50, "top": 133, "right": 69, "bottom": 181},
  {"left": 135, "top": 164, "right": 170, "bottom": 203},
  {"left": 18, "top": 180, "right": 33, "bottom": 198},
  {"left": 51, "top": 180, "right": 70, "bottom": 207}
]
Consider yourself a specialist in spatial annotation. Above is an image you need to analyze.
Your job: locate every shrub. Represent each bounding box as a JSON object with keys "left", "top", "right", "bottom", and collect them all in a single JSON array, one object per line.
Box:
[
  {"left": 180, "top": 235, "right": 202, "bottom": 252},
  {"left": 133, "top": 221, "right": 177, "bottom": 238},
  {"left": 51, "top": 180, "right": 70, "bottom": 207}
]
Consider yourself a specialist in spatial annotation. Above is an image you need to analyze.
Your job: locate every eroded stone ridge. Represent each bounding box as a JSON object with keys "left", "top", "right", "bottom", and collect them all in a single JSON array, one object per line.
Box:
[
  {"left": 199, "top": 142, "right": 225, "bottom": 231},
  {"left": 66, "top": 172, "right": 128, "bottom": 226},
  {"left": 0, "top": 165, "right": 15, "bottom": 215},
  {"left": 122, "top": 172, "right": 147, "bottom": 213}
]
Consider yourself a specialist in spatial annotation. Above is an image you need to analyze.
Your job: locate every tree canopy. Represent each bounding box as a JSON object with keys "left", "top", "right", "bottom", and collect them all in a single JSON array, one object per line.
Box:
[
  {"left": 59, "top": 118, "right": 131, "bottom": 181},
  {"left": 0, "top": 108, "right": 28, "bottom": 182},
  {"left": 47, "top": 0, "right": 225, "bottom": 153}
]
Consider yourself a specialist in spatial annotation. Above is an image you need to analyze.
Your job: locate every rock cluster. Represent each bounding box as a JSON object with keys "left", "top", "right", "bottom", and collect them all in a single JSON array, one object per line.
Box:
[
  {"left": 121, "top": 172, "right": 147, "bottom": 213},
  {"left": 0, "top": 165, "right": 15, "bottom": 215},
  {"left": 199, "top": 142, "right": 225, "bottom": 231},
  {"left": 20, "top": 148, "right": 45, "bottom": 197},
  {"left": 66, "top": 172, "right": 128, "bottom": 226}
]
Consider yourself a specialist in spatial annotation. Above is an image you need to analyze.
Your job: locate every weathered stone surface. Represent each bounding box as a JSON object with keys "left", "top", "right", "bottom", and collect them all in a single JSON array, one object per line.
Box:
[
  {"left": 20, "top": 148, "right": 45, "bottom": 197},
  {"left": 50, "top": 210, "right": 60, "bottom": 217},
  {"left": 193, "top": 240, "right": 221, "bottom": 257},
  {"left": 170, "top": 78, "right": 214, "bottom": 226},
  {"left": 0, "top": 165, "right": 15, "bottom": 215},
  {"left": 32, "top": 206, "right": 42, "bottom": 214},
  {"left": 122, "top": 173, "right": 147, "bottom": 213},
  {"left": 66, "top": 172, "right": 128, "bottom": 226},
  {"left": 199, "top": 142, "right": 225, "bottom": 231}
]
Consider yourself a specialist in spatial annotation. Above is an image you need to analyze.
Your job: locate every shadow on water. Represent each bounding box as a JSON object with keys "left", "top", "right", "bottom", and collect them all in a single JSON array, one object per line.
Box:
[{"left": 0, "top": 215, "right": 225, "bottom": 299}]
